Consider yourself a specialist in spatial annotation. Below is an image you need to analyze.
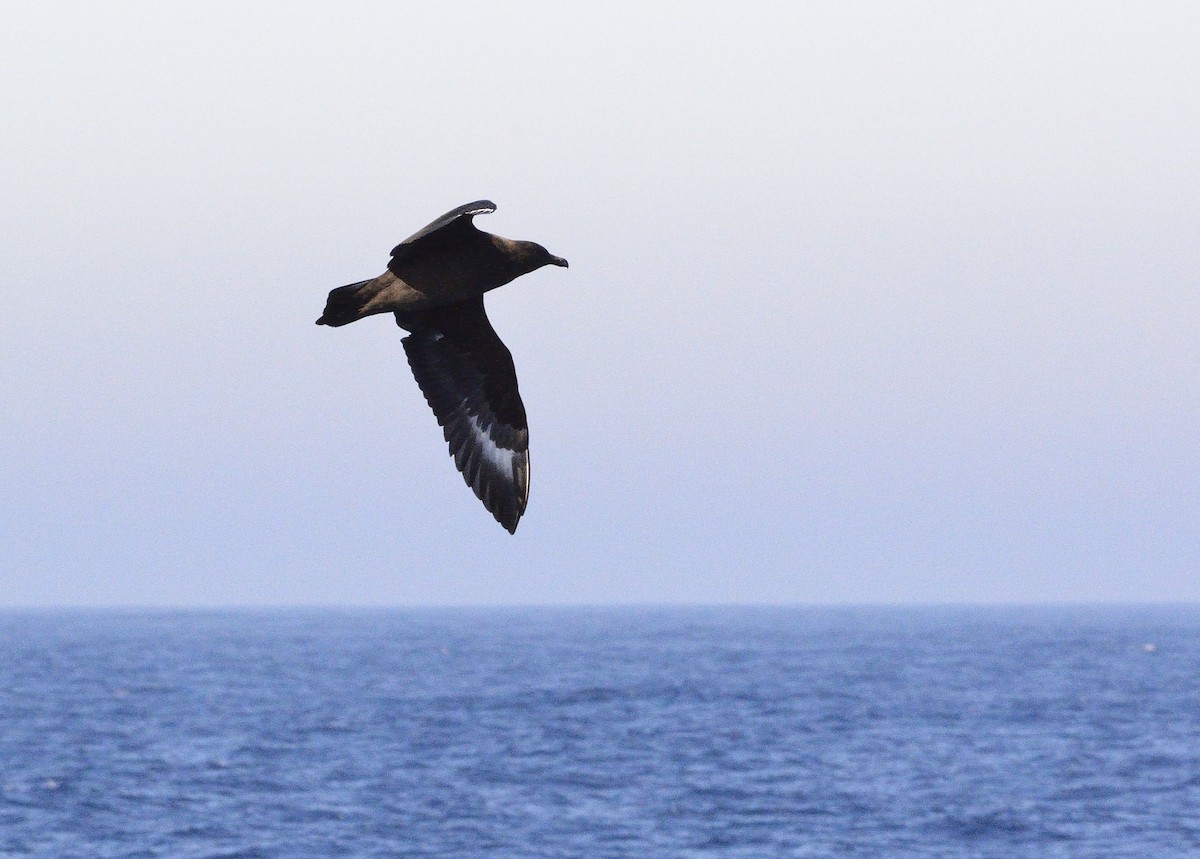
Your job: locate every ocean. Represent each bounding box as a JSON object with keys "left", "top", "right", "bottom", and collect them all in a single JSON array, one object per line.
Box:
[{"left": 1, "top": 606, "right": 1197, "bottom": 857}]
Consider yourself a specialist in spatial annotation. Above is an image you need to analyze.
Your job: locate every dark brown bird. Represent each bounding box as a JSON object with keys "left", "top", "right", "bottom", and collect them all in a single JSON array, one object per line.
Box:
[{"left": 316, "top": 200, "right": 568, "bottom": 533}]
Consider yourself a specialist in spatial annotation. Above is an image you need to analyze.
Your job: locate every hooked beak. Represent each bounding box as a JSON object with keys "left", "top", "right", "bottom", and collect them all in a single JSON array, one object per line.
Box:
[{"left": 550, "top": 255, "right": 569, "bottom": 268}]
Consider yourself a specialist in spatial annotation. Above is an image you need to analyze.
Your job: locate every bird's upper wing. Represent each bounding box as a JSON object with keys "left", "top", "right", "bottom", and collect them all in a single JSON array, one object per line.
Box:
[
  {"left": 395, "top": 296, "right": 530, "bottom": 533},
  {"left": 388, "top": 200, "right": 496, "bottom": 271}
]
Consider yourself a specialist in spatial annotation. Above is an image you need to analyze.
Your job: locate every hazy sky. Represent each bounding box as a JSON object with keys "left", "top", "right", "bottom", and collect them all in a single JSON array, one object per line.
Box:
[{"left": 2, "top": 2, "right": 1197, "bottom": 606}]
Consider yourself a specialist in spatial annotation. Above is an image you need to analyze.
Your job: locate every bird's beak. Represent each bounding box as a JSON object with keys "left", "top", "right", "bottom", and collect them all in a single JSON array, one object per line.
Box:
[{"left": 551, "top": 255, "right": 569, "bottom": 268}]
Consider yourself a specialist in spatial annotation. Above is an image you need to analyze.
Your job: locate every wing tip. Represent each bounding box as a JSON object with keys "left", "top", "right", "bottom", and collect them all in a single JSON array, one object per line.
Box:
[
  {"left": 465, "top": 199, "right": 497, "bottom": 215},
  {"left": 478, "top": 459, "right": 528, "bottom": 535}
]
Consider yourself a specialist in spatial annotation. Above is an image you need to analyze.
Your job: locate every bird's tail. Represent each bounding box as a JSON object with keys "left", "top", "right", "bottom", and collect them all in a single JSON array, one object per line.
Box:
[{"left": 315, "top": 279, "right": 374, "bottom": 327}]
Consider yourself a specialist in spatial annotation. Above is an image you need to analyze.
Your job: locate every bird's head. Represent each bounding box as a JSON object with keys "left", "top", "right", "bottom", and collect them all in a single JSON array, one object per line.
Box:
[{"left": 518, "top": 241, "right": 569, "bottom": 272}]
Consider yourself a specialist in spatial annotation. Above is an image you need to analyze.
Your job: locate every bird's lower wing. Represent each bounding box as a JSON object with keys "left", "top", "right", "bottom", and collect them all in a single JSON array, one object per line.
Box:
[{"left": 396, "top": 297, "right": 530, "bottom": 533}]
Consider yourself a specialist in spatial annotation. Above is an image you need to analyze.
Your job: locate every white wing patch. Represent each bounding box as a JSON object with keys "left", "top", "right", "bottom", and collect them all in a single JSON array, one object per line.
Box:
[{"left": 468, "top": 412, "right": 518, "bottom": 477}]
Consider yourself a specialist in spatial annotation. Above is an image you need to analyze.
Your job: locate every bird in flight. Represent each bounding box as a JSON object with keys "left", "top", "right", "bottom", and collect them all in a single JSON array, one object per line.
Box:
[{"left": 317, "top": 200, "right": 568, "bottom": 533}]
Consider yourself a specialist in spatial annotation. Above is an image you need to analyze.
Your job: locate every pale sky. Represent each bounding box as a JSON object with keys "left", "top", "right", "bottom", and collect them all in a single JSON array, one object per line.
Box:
[{"left": 1, "top": 2, "right": 1197, "bottom": 606}]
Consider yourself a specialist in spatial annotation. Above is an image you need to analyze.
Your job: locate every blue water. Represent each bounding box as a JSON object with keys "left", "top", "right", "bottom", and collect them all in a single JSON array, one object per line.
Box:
[{"left": 1, "top": 606, "right": 1198, "bottom": 858}]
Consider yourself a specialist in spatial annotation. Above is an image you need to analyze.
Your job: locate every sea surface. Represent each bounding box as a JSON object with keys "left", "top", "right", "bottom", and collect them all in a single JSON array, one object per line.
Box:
[{"left": 1, "top": 606, "right": 1198, "bottom": 858}]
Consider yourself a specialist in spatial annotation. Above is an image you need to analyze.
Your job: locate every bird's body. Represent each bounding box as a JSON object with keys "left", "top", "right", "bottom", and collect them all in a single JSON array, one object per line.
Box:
[{"left": 317, "top": 201, "right": 567, "bottom": 533}]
